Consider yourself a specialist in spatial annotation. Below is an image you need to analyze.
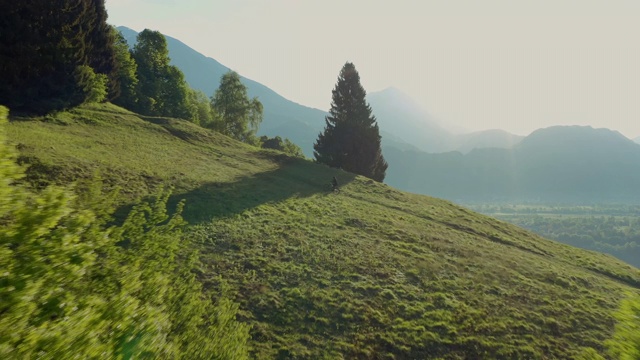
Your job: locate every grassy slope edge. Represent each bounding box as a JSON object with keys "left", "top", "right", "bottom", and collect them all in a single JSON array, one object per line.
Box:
[{"left": 8, "top": 103, "right": 640, "bottom": 359}]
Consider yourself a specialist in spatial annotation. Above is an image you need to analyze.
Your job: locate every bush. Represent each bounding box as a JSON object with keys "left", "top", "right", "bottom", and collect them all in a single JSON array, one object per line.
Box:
[
  {"left": 260, "top": 135, "right": 305, "bottom": 158},
  {"left": 607, "top": 293, "right": 640, "bottom": 360},
  {"left": 74, "top": 65, "right": 108, "bottom": 104}
]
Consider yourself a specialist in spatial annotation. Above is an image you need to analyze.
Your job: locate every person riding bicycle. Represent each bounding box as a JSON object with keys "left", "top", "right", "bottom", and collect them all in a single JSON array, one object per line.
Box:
[{"left": 331, "top": 176, "right": 339, "bottom": 192}]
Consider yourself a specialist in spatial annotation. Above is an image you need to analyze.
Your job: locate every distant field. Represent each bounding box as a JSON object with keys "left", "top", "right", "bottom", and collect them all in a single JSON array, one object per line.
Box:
[{"left": 469, "top": 204, "right": 640, "bottom": 268}]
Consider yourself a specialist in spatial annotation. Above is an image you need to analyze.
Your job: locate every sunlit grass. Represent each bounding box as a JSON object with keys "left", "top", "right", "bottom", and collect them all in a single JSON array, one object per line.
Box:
[{"left": 8, "top": 103, "right": 640, "bottom": 358}]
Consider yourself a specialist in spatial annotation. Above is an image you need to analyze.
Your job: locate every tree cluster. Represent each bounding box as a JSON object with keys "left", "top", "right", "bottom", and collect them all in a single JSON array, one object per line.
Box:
[
  {"left": 0, "top": 2, "right": 272, "bottom": 146},
  {"left": 93, "top": 30, "right": 268, "bottom": 144},
  {"left": 1, "top": 1, "right": 385, "bottom": 174},
  {"left": 0, "top": 0, "right": 117, "bottom": 114}
]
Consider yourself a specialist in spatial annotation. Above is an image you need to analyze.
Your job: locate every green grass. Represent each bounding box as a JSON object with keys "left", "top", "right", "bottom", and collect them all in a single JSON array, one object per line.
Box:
[
  {"left": 8, "top": 103, "right": 640, "bottom": 359},
  {"left": 10, "top": 103, "right": 277, "bottom": 198}
]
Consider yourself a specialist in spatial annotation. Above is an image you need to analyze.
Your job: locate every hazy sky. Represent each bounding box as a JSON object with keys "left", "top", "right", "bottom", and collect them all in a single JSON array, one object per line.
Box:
[{"left": 106, "top": 0, "right": 640, "bottom": 137}]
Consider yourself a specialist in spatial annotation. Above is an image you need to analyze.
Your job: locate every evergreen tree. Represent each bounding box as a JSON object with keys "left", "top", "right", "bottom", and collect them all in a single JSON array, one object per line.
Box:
[
  {"left": 0, "top": 0, "right": 116, "bottom": 113},
  {"left": 314, "top": 62, "right": 387, "bottom": 182},
  {"left": 211, "top": 71, "right": 263, "bottom": 143},
  {"left": 83, "top": 0, "right": 118, "bottom": 99}
]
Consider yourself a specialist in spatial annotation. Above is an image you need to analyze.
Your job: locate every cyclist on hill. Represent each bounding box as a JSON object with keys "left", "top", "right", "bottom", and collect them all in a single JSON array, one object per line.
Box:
[{"left": 331, "top": 176, "right": 339, "bottom": 192}]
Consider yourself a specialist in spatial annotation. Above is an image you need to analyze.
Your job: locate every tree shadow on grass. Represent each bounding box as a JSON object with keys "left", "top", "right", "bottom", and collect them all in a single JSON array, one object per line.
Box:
[{"left": 117, "top": 159, "right": 356, "bottom": 225}]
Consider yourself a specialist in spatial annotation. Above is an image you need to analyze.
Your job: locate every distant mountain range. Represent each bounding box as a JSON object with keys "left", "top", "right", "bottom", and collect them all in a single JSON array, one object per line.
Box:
[
  {"left": 385, "top": 126, "right": 640, "bottom": 204},
  {"left": 368, "top": 87, "right": 524, "bottom": 153}
]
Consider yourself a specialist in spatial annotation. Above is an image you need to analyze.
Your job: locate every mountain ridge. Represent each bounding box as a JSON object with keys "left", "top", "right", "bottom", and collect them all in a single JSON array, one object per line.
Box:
[{"left": 385, "top": 125, "right": 640, "bottom": 204}]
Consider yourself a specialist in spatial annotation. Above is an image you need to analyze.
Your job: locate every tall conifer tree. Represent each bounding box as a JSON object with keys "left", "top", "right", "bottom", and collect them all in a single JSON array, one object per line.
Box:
[
  {"left": 314, "top": 62, "right": 388, "bottom": 182},
  {"left": 0, "top": 0, "right": 116, "bottom": 113},
  {"left": 85, "top": 0, "right": 118, "bottom": 99}
]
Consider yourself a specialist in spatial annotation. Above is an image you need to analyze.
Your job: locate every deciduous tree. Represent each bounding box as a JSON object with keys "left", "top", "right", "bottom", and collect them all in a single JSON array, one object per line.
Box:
[
  {"left": 211, "top": 71, "right": 263, "bottom": 143},
  {"left": 131, "top": 29, "right": 192, "bottom": 119},
  {"left": 188, "top": 88, "right": 217, "bottom": 127},
  {"left": 111, "top": 28, "right": 139, "bottom": 110}
]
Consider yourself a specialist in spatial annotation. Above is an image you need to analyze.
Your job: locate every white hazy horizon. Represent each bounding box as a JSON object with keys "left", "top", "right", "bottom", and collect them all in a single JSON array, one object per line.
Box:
[{"left": 105, "top": 0, "right": 640, "bottom": 139}]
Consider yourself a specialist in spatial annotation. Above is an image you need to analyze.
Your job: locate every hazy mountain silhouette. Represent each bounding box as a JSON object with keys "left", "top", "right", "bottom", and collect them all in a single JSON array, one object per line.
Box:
[
  {"left": 368, "top": 87, "right": 453, "bottom": 152},
  {"left": 453, "top": 129, "right": 523, "bottom": 153},
  {"left": 368, "top": 87, "right": 523, "bottom": 153},
  {"left": 385, "top": 126, "right": 640, "bottom": 204}
]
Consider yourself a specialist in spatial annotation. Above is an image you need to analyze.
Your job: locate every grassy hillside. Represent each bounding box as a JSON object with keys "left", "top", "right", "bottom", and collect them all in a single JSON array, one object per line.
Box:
[{"left": 7, "top": 103, "right": 640, "bottom": 359}]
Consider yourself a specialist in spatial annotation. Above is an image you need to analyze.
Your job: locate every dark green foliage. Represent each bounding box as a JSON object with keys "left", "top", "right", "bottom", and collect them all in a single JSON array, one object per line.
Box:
[
  {"left": 112, "top": 28, "right": 214, "bottom": 126},
  {"left": 111, "top": 28, "right": 139, "bottom": 110},
  {"left": 0, "top": 0, "right": 116, "bottom": 113},
  {"left": 211, "top": 71, "right": 263, "bottom": 143},
  {"left": 260, "top": 135, "right": 305, "bottom": 158},
  {"left": 0, "top": 106, "right": 250, "bottom": 358},
  {"left": 314, "top": 62, "right": 387, "bottom": 182},
  {"left": 83, "top": 0, "right": 118, "bottom": 99},
  {"left": 131, "top": 29, "right": 193, "bottom": 119}
]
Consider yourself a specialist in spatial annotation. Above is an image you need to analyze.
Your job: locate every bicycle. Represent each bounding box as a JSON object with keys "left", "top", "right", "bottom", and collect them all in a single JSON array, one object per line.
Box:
[{"left": 327, "top": 182, "right": 340, "bottom": 194}]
